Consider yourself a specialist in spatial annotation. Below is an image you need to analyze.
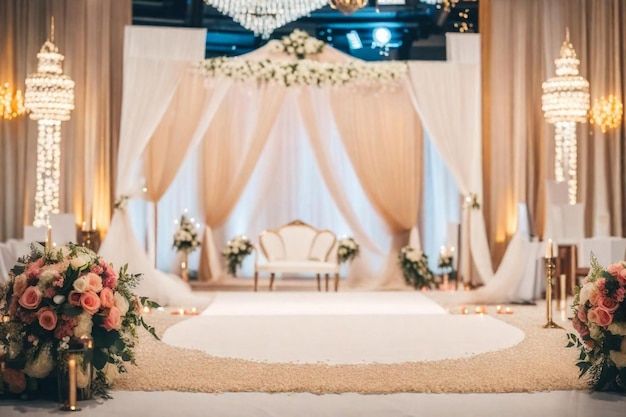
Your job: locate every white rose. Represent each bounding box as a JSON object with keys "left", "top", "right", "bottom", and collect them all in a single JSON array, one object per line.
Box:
[
  {"left": 102, "top": 362, "right": 119, "bottom": 384},
  {"left": 73, "top": 276, "right": 89, "bottom": 293},
  {"left": 579, "top": 282, "right": 595, "bottom": 307},
  {"left": 70, "top": 253, "right": 91, "bottom": 270},
  {"left": 24, "top": 345, "right": 55, "bottom": 378},
  {"left": 608, "top": 322, "right": 626, "bottom": 337},
  {"left": 74, "top": 312, "right": 94, "bottom": 338},
  {"left": 609, "top": 347, "right": 626, "bottom": 368},
  {"left": 589, "top": 323, "right": 602, "bottom": 340},
  {"left": 339, "top": 248, "right": 347, "bottom": 255},
  {"left": 114, "top": 292, "right": 130, "bottom": 316}
]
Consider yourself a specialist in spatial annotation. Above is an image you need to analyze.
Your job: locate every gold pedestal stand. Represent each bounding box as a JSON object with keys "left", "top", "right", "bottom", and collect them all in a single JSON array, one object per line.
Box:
[
  {"left": 180, "top": 252, "right": 189, "bottom": 282},
  {"left": 543, "top": 256, "right": 564, "bottom": 329}
]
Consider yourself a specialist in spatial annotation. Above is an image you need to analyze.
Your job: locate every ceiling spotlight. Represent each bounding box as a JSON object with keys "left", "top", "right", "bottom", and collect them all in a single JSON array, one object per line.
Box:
[
  {"left": 346, "top": 30, "right": 363, "bottom": 49},
  {"left": 373, "top": 27, "right": 392, "bottom": 45}
]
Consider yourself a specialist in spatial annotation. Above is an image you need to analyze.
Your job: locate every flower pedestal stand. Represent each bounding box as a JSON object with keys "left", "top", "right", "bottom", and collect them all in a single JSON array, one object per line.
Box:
[{"left": 180, "top": 252, "right": 189, "bottom": 282}]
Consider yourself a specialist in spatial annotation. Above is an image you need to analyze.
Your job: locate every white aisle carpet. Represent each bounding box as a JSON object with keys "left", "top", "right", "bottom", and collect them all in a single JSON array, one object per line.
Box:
[{"left": 163, "top": 292, "right": 525, "bottom": 364}]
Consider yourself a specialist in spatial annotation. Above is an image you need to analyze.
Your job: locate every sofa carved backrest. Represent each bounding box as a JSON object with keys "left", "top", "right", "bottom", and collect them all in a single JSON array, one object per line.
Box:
[{"left": 259, "top": 222, "right": 336, "bottom": 262}]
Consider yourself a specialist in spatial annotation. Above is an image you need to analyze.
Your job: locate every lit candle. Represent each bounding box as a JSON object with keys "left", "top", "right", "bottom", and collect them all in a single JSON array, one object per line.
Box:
[
  {"left": 475, "top": 306, "right": 482, "bottom": 314},
  {"left": 496, "top": 305, "right": 502, "bottom": 314},
  {"left": 461, "top": 306, "right": 468, "bottom": 315},
  {"left": 560, "top": 274, "right": 566, "bottom": 311},
  {"left": 505, "top": 307, "right": 513, "bottom": 314},
  {"left": 178, "top": 308, "right": 184, "bottom": 316},
  {"left": 91, "top": 219, "right": 96, "bottom": 231},
  {"left": 68, "top": 356, "right": 77, "bottom": 407},
  {"left": 142, "top": 306, "right": 151, "bottom": 315},
  {"left": 81, "top": 221, "right": 88, "bottom": 232},
  {"left": 191, "top": 307, "right": 197, "bottom": 314},
  {"left": 46, "top": 225, "right": 52, "bottom": 250},
  {"left": 545, "top": 238, "right": 553, "bottom": 259}
]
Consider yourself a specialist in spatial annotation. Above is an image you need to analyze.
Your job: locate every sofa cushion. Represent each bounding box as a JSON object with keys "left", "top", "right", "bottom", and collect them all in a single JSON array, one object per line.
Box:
[
  {"left": 256, "top": 261, "right": 337, "bottom": 274},
  {"left": 278, "top": 225, "right": 317, "bottom": 261}
]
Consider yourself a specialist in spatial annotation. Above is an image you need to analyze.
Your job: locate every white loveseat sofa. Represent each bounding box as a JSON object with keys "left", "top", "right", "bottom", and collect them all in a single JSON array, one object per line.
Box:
[{"left": 254, "top": 220, "right": 339, "bottom": 292}]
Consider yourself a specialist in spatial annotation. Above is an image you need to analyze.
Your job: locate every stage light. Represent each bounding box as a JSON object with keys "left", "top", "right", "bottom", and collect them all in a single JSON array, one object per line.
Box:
[
  {"left": 373, "top": 27, "right": 392, "bottom": 45},
  {"left": 346, "top": 30, "right": 363, "bottom": 49}
]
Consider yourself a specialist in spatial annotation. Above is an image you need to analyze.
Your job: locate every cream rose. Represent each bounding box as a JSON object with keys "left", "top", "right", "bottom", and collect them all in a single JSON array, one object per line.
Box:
[
  {"left": 80, "top": 291, "right": 101, "bottom": 315},
  {"left": 579, "top": 282, "right": 595, "bottom": 307},
  {"left": 86, "top": 273, "right": 103, "bottom": 293},
  {"left": 74, "top": 312, "right": 94, "bottom": 338},
  {"left": 73, "top": 276, "right": 89, "bottom": 293},
  {"left": 23, "top": 345, "right": 55, "bottom": 378},
  {"left": 609, "top": 349, "right": 626, "bottom": 368},
  {"left": 103, "top": 306, "right": 122, "bottom": 331},
  {"left": 114, "top": 292, "right": 130, "bottom": 316},
  {"left": 608, "top": 322, "right": 626, "bottom": 337},
  {"left": 70, "top": 253, "right": 92, "bottom": 270},
  {"left": 102, "top": 362, "right": 119, "bottom": 384}
]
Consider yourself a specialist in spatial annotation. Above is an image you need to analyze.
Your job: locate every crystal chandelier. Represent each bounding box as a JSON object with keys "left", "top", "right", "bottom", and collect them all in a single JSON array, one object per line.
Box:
[
  {"left": 0, "top": 82, "right": 26, "bottom": 120},
  {"left": 204, "top": 0, "right": 328, "bottom": 39},
  {"left": 542, "top": 29, "right": 589, "bottom": 205},
  {"left": 24, "top": 18, "right": 75, "bottom": 227},
  {"left": 329, "top": 0, "right": 368, "bottom": 14},
  {"left": 589, "top": 95, "right": 623, "bottom": 133}
]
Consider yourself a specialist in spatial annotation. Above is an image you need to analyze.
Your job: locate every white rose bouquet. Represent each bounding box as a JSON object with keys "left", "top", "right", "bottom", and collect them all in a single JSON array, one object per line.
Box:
[
  {"left": 399, "top": 246, "right": 435, "bottom": 290},
  {"left": 272, "top": 29, "right": 324, "bottom": 59},
  {"left": 337, "top": 237, "right": 359, "bottom": 264},
  {"left": 172, "top": 214, "right": 200, "bottom": 254},
  {"left": 222, "top": 236, "right": 254, "bottom": 276}
]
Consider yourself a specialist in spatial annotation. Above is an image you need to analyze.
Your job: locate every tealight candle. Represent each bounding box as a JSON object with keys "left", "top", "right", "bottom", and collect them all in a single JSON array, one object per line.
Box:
[
  {"left": 178, "top": 308, "right": 185, "bottom": 316},
  {"left": 505, "top": 307, "right": 513, "bottom": 314},
  {"left": 190, "top": 307, "right": 197, "bottom": 314},
  {"left": 461, "top": 306, "right": 468, "bottom": 315},
  {"left": 142, "top": 306, "right": 152, "bottom": 315},
  {"left": 496, "top": 305, "right": 502, "bottom": 314}
]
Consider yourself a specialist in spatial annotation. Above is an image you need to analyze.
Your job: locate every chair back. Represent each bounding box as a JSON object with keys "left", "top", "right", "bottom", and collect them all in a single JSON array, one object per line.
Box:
[{"left": 49, "top": 213, "right": 77, "bottom": 245}]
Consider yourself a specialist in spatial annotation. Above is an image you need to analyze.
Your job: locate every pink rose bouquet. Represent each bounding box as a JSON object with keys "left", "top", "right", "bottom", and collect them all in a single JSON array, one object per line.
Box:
[
  {"left": 0, "top": 243, "right": 159, "bottom": 398},
  {"left": 568, "top": 257, "right": 626, "bottom": 392}
]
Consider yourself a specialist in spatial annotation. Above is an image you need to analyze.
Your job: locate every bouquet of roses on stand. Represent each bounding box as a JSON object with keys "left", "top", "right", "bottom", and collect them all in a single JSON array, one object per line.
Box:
[
  {"left": 399, "top": 246, "right": 435, "bottom": 290},
  {"left": 568, "top": 258, "right": 626, "bottom": 392},
  {"left": 172, "top": 214, "right": 201, "bottom": 254},
  {"left": 337, "top": 237, "right": 359, "bottom": 264},
  {"left": 0, "top": 243, "right": 158, "bottom": 399},
  {"left": 222, "top": 236, "right": 254, "bottom": 276}
]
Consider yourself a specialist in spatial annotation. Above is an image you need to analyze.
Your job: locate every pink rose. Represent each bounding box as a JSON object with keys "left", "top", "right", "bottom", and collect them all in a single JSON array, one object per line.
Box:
[
  {"left": 13, "top": 274, "right": 28, "bottom": 298},
  {"left": 99, "top": 288, "right": 115, "bottom": 309},
  {"left": 37, "top": 307, "right": 58, "bottom": 331},
  {"left": 595, "top": 308, "right": 613, "bottom": 327},
  {"left": 18, "top": 286, "right": 42, "bottom": 310},
  {"left": 44, "top": 287, "right": 56, "bottom": 298},
  {"left": 618, "top": 269, "right": 626, "bottom": 285},
  {"left": 572, "top": 317, "right": 590, "bottom": 337},
  {"left": 80, "top": 291, "right": 102, "bottom": 315},
  {"left": 607, "top": 262, "right": 624, "bottom": 277},
  {"left": 68, "top": 291, "right": 82, "bottom": 306},
  {"left": 598, "top": 296, "right": 619, "bottom": 313},
  {"left": 90, "top": 263, "right": 104, "bottom": 275},
  {"left": 102, "top": 306, "right": 122, "bottom": 331},
  {"left": 596, "top": 278, "right": 607, "bottom": 294},
  {"left": 25, "top": 258, "right": 44, "bottom": 279},
  {"left": 86, "top": 273, "right": 103, "bottom": 293},
  {"left": 577, "top": 306, "right": 587, "bottom": 322},
  {"left": 615, "top": 287, "right": 626, "bottom": 303},
  {"left": 589, "top": 289, "right": 601, "bottom": 306},
  {"left": 2, "top": 368, "right": 26, "bottom": 394},
  {"left": 587, "top": 308, "right": 600, "bottom": 325}
]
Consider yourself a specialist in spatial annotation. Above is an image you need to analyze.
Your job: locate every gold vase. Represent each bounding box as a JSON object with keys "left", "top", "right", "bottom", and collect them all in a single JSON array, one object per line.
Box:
[{"left": 58, "top": 337, "right": 93, "bottom": 409}]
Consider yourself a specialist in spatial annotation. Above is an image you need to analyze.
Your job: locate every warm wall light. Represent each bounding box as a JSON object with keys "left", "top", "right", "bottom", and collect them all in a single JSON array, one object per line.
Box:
[
  {"left": 24, "top": 17, "right": 75, "bottom": 227},
  {"left": 589, "top": 95, "right": 623, "bottom": 133},
  {"left": 0, "top": 82, "right": 26, "bottom": 120}
]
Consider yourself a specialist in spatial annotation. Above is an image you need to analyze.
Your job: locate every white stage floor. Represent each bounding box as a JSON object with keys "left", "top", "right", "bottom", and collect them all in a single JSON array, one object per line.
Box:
[
  {"left": 1, "top": 391, "right": 625, "bottom": 417},
  {"left": 163, "top": 292, "right": 524, "bottom": 364}
]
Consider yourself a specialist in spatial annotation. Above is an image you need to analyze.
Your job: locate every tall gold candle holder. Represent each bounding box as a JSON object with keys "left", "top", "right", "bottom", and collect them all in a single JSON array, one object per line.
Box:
[
  {"left": 180, "top": 252, "right": 189, "bottom": 282},
  {"left": 59, "top": 352, "right": 80, "bottom": 411},
  {"left": 544, "top": 255, "right": 564, "bottom": 329}
]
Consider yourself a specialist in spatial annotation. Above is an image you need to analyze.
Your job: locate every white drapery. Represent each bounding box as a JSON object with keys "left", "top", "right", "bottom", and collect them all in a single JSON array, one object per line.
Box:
[{"left": 99, "top": 26, "right": 208, "bottom": 305}]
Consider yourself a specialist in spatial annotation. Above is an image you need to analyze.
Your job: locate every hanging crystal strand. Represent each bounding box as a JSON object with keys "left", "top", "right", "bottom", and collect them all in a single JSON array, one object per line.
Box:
[{"left": 554, "top": 122, "right": 565, "bottom": 183}]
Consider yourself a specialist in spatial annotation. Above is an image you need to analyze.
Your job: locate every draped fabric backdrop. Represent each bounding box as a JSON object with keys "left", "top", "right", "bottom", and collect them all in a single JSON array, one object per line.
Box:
[
  {"left": 487, "top": 0, "right": 626, "bottom": 260},
  {"left": 0, "top": 0, "right": 130, "bottom": 241}
]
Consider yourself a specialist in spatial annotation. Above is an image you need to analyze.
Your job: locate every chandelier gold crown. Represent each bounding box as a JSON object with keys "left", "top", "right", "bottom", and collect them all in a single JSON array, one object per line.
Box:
[{"left": 329, "top": 0, "right": 368, "bottom": 14}]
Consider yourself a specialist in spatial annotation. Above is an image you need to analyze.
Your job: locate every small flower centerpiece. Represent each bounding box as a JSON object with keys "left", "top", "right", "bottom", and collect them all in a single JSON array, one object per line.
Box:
[
  {"left": 399, "top": 246, "right": 435, "bottom": 290},
  {"left": 172, "top": 214, "right": 201, "bottom": 254},
  {"left": 269, "top": 29, "right": 325, "bottom": 59},
  {"left": 222, "top": 236, "right": 254, "bottom": 276},
  {"left": 0, "top": 244, "right": 158, "bottom": 399},
  {"left": 438, "top": 245, "right": 456, "bottom": 288},
  {"left": 337, "top": 237, "right": 359, "bottom": 264},
  {"left": 568, "top": 258, "right": 626, "bottom": 392}
]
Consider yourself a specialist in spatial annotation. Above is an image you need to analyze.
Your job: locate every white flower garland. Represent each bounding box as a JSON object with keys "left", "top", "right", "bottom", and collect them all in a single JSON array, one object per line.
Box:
[
  {"left": 197, "top": 58, "right": 408, "bottom": 88},
  {"left": 268, "top": 29, "right": 325, "bottom": 59}
]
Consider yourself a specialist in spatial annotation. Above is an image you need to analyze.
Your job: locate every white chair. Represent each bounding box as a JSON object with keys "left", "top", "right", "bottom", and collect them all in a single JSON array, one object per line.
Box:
[
  {"left": 254, "top": 220, "right": 339, "bottom": 292},
  {"left": 0, "top": 242, "right": 13, "bottom": 283},
  {"left": 49, "top": 213, "right": 78, "bottom": 246},
  {"left": 578, "top": 237, "right": 626, "bottom": 269}
]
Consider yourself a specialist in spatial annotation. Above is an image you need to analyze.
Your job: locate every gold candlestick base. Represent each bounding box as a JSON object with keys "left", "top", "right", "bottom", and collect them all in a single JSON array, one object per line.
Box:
[
  {"left": 543, "top": 320, "right": 563, "bottom": 329},
  {"left": 544, "top": 256, "right": 564, "bottom": 330},
  {"left": 60, "top": 404, "right": 81, "bottom": 412}
]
